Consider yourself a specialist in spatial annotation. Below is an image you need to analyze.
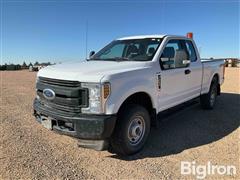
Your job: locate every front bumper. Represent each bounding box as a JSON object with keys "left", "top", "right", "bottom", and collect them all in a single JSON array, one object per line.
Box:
[{"left": 33, "top": 99, "right": 116, "bottom": 150}]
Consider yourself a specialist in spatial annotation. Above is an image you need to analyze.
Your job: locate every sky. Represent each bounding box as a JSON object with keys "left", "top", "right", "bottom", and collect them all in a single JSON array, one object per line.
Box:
[{"left": 0, "top": 0, "right": 239, "bottom": 65}]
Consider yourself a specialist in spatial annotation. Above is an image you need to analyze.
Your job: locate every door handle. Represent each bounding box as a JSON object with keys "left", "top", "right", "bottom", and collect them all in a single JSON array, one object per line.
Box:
[{"left": 185, "top": 69, "right": 191, "bottom": 75}]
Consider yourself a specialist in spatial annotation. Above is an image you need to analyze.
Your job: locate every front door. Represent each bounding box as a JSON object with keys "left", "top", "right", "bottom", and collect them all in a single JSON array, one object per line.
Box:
[{"left": 157, "top": 39, "right": 193, "bottom": 112}]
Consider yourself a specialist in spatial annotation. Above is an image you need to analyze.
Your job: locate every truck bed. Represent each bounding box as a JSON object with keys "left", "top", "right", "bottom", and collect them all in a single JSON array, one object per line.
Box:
[
  {"left": 201, "top": 59, "right": 225, "bottom": 95},
  {"left": 201, "top": 59, "right": 225, "bottom": 63}
]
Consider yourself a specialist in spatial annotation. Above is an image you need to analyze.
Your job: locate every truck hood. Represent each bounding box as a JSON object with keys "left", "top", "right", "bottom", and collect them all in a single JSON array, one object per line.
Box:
[{"left": 38, "top": 60, "right": 148, "bottom": 82}]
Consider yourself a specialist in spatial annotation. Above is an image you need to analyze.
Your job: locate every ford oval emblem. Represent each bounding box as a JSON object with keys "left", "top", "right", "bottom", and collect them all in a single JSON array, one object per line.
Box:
[{"left": 43, "top": 89, "right": 55, "bottom": 100}]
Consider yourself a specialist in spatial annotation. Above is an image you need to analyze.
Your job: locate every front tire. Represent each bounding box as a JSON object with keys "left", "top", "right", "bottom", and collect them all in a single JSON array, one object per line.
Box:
[
  {"left": 110, "top": 104, "right": 150, "bottom": 155},
  {"left": 200, "top": 77, "right": 218, "bottom": 109}
]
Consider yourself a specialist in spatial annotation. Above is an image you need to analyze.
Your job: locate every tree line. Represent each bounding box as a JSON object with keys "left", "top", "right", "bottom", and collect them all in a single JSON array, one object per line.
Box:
[{"left": 0, "top": 61, "right": 52, "bottom": 71}]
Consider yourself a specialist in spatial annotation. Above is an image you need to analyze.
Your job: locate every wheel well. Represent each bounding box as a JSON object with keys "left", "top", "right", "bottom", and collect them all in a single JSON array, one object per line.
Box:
[
  {"left": 118, "top": 92, "right": 157, "bottom": 125},
  {"left": 213, "top": 74, "right": 221, "bottom": 95}
]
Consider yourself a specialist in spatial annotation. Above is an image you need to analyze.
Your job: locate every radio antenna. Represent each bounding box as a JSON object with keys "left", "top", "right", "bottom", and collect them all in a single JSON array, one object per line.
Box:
[{"left": 85, "top": 20, "right": 88, "bottom": 59}]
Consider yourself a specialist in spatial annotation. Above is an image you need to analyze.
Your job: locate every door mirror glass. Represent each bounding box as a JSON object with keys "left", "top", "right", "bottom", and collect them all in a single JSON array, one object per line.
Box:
[
  {"left": 182, "top": 60, "right": 191, "bottom": 66},
  {"left": 89, "top": 51, "right": 95, "bottom": 58}
]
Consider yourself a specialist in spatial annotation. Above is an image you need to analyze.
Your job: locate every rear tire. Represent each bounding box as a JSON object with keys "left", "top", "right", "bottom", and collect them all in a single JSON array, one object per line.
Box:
[
  {"left": 109, "top": 104, "right": 150, "bottom": 155},
  {"left": 200, "top": 76, "right": 218, "bottom": 109}
]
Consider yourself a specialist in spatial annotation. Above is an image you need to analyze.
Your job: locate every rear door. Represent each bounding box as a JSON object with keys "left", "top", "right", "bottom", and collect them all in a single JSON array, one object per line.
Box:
[{"left": 157, "top": 39, "right": 195, "bottom": 111}]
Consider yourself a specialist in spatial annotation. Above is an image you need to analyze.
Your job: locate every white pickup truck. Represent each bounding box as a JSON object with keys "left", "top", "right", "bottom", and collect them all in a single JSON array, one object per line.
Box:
[{"left": 34, "top": 34, "right": 225, "bottom": 155}]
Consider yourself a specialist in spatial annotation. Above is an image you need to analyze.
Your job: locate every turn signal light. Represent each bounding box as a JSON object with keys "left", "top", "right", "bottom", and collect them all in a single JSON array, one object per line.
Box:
[{"left": 103, "top": 83, "right": 111, "bottom": 99}]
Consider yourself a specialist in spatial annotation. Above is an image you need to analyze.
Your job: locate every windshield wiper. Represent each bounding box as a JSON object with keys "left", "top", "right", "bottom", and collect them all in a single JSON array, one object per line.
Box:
[
  {"left": 102, "top": 57, "right": 132, "bottom": 61},
  {"left": 86, "top": 58, "right": 102, "bottom": 61},
  {"left": 113, "top": 57, "right": 130, "bottom": 61},
  {"left": 86, "top": 57, "right": 131, "bottom": 61}
]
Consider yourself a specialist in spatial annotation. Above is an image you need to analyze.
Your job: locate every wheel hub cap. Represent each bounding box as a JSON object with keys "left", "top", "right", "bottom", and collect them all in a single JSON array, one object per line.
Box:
[{"left": 128, "top": 116, "right": 145, "bottom": 145}]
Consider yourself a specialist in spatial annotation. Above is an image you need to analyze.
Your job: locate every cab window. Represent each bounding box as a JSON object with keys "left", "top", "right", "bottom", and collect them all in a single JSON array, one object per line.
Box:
[
  {"left": 160, "top": 40, "right": 189, "bottom": 70},
  {"left": 185, "top": 40, "right": 197, "bottom": 62}
]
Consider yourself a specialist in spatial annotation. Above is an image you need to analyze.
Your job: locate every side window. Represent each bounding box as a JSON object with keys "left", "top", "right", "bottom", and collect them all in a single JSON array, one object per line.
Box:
[
  {"left": 185, "top": 40, "right": 197, "bottom": 62},
  {"left": 160, "top": 40, "right": 189, "bottom": 70}
]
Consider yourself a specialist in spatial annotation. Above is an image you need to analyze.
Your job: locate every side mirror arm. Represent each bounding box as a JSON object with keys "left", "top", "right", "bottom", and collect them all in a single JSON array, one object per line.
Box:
[{"left": 89, "top": 51, "right": 95, "bottom": 58}]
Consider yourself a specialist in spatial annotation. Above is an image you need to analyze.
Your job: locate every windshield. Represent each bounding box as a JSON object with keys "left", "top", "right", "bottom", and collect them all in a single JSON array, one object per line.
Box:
[{"left": 90, "top": 38, "right": 162, "bottom": 61}]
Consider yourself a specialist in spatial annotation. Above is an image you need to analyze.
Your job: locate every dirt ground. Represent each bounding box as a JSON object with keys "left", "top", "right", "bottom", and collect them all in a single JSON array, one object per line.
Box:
[{"left": 0, "top": 68, "right": 239, "bottom": 179}]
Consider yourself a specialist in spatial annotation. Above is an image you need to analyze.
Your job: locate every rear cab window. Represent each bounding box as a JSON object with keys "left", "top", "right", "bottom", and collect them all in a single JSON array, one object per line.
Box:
[{"left": 184, "top": 40, "right": 197, "bottom": 62}]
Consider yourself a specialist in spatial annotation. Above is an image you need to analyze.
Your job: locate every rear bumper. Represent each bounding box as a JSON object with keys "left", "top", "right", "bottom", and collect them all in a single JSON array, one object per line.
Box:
[{"left": 33, "top": 99, "right": 116, "bottom": 150}]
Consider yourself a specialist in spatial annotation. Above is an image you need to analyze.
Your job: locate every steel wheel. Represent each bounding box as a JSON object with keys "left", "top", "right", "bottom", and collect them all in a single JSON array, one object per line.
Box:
[
  {"left": 200, "top": 76, "right": 219, "bottom": 110},
  {"left": 127, "top": 115, "right": 146, "bottom": 145},
  {"left": 110, "top": 105, "right": 150, "bottom": 155}
]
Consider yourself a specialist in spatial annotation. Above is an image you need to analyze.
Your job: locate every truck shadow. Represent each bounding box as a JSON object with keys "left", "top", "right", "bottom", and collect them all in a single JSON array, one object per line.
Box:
[{"left": 109, "top": 92, "right": 240, "bottom": 160}]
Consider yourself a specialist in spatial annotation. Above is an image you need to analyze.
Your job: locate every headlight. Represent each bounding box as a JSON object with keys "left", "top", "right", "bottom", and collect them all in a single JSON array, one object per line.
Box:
[
  {"left": 36, "top": 76, "right": 40, "bottom": 96},
  {"left": 36, "top": 76, "right": 40, "bottom": 83},
  {"left": 81, "top": 82, "right": 110, "bottom": 114}
]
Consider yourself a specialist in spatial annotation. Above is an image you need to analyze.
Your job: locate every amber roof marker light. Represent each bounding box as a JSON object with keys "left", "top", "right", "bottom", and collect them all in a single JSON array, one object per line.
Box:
[{"left": 187, "top": 32, "right": 193, "bottom": 39}]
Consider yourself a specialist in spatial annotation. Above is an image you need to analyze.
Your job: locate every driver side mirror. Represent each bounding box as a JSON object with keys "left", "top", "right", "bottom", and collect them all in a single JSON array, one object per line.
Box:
[
  {"left": 89, "top": 51, "right": 95, "bottom": 58},
  {"left": 182, "top": 60, "right": 191, "bottom": 66}
]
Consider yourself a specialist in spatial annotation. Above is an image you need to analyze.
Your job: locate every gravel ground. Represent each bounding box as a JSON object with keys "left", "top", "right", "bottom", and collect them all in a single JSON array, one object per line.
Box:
[{"left": 0, "top": 68, "right": 239, "bottom": 179}]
